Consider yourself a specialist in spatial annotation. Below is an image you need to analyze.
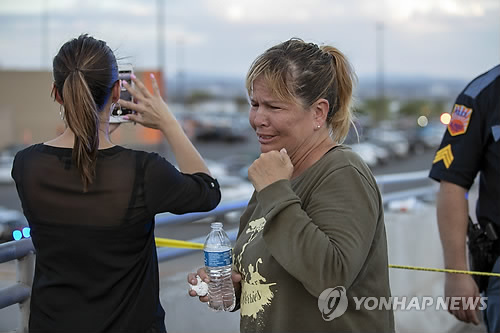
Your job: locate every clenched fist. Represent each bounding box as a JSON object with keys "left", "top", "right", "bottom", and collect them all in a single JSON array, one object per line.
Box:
[{"left": 248, "top": 148, "right": 294, "bottom": 192}]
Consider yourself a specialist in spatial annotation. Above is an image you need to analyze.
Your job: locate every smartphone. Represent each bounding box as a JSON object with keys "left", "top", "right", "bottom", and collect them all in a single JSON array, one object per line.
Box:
[{"left": 110, "top": 64, "right": 135, "bottom": 123}]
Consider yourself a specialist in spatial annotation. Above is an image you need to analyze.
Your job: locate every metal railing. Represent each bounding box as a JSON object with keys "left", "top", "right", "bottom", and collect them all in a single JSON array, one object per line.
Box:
[
  {"left": 0, "top": 238, "right": 35, "bottom": 333},
  {"left": 0, "top": 170, "right": 435, "bottom": 332}
]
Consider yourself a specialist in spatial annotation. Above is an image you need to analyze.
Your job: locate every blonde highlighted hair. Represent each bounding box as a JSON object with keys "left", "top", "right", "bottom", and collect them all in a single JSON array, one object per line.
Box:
[{"left": 246, "top": 38, "right": 357, "bottom": 143}]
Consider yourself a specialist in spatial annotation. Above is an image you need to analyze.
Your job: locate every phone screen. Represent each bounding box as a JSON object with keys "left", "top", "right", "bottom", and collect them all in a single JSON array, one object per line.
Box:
[
  {"left": 111, "top": 66, "right": 134, "bottom": 117},
  {"left": 119, "top": 71, "right": 133, "bottom": 106}
]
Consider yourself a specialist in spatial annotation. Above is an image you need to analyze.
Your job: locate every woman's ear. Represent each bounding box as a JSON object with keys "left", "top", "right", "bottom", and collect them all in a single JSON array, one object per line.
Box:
[
  {"left": 313, "top": 98, "right": 329, "bottom": 126},
  {"left": 111, "top": 81, "right": 121, "bottom": 103},
  {"left": 52, "top": 83, "right": 64, "bottom": 105}
]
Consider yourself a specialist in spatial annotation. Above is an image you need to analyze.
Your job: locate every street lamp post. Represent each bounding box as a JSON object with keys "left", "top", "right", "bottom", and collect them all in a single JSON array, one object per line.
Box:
[
  {"left": 42, "top": 0, "right": 49, "bottom": 69},
  {"left": 157, "top": 0, "right": 166, "bottom": 99},
  {"left": 376, "top": 21, "right": 385, "bottom": 100}
]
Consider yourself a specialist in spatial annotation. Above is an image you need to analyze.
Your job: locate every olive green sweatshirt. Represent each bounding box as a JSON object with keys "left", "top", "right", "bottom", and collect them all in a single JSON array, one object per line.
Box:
[{"left": 233, "top": 145, "right": 394, "bottom": 333}]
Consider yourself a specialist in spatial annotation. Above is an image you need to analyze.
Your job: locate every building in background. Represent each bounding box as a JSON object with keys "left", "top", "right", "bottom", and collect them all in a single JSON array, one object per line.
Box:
[{"left": 0, "top": 70, "right": 166, "bottom": 151}]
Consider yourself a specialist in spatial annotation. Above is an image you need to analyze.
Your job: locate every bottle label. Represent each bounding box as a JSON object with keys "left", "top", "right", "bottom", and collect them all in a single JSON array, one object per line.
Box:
[{"left": 204, "top": 249, "right": 232, "bottom": 267}]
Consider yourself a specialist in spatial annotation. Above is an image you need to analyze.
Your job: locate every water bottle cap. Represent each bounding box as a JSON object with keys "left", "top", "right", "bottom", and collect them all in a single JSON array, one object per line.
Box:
[{"left": 211, "top": 222, "right": 223, "bottom": 229}]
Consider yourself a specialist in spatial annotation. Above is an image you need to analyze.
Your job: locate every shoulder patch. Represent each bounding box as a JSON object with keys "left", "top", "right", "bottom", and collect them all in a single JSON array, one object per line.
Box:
[
  {"left": 433, "top": 144, "right": 454, "bottom": 169},
  {"left": 448, "top": 104, "right": 473, "bottom": 136}
]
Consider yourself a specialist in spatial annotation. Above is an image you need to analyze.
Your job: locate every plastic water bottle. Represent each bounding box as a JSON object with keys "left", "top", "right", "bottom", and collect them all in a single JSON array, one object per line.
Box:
[{"left": 204, "top": 222, "right": 236, "bottom": 312}]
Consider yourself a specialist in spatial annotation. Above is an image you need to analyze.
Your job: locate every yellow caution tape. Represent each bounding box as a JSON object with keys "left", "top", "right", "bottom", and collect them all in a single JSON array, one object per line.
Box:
[
  {"left": 154, "top": 238, "right": 500, "bottom": 277},
  {"left": 389, "top": 264, "right": 500, "bottom": 277},
  {"left": 155, "top": 237, "right": 204, "bottom": 250}
]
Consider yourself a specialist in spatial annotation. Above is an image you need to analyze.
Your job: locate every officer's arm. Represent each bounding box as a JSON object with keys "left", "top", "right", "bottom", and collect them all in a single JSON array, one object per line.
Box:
[
  {"left": 437, "top": 181, "right": 480, "bottom": 325},
  {"left": 436, "top": 180, "right": 469, "bottom": 270}
]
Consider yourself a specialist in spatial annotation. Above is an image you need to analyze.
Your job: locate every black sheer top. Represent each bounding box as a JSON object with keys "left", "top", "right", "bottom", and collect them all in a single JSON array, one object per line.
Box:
[{"left": 11, "top": 144, "right": 221, "bottom": 333}]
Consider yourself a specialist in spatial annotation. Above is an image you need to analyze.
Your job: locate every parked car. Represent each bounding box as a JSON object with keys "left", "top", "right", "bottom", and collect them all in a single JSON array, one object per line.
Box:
[
  {"left": 193, "top": 113, "right": 249, "bottom": 142},
  {"left": 350, "top": 143, "right": 379, "bottom": 168},
  {"left": 409, "top": 123, "right": 446, "bottom": 154},
  {"left": 366, "top": 129, "right": 410, "bottom": 159},
  {"left": 365, "top": 142, "right": 391, "bottom": 165}
]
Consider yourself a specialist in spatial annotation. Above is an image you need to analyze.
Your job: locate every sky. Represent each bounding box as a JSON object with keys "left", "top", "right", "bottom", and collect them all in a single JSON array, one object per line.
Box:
[{"left": 0, "top": 0, "right": 499, "bottom": 81}]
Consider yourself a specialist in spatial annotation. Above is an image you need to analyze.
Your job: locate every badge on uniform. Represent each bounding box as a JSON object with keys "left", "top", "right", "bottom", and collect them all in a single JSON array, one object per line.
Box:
[{"left": 448, "top": 104, "right": 473, "bottom": 136}]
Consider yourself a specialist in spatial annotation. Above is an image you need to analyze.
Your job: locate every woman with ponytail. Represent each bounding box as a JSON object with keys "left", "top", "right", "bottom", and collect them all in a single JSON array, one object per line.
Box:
[
  {"left": 12, "top": 34, "right": 220, "bottom": 332},
  {"left": 189, "top": 38, "right": 394, "bottom": 332}
]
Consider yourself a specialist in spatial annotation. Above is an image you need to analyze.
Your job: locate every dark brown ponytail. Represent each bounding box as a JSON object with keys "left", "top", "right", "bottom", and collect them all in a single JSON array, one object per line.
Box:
[
  {"left": 53, "top": 34, "right": 118, "bottom": 192},
  {"left": 62, "top": 70, "right": 100, "bottom": 192}
]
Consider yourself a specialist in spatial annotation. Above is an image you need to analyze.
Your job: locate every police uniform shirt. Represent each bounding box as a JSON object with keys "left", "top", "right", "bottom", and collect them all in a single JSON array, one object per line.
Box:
[{"left": 429, "top": 64, "right": 500, "bottom": 227}]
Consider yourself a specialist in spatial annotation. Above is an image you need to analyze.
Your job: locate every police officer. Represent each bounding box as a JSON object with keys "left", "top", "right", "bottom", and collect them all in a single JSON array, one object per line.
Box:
[{"left": 429, "top": 64, "right": 500, "bottom": 332}]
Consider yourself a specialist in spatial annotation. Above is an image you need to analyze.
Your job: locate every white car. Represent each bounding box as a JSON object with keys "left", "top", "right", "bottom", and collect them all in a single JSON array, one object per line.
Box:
[{"left": 350, "top": 143, "right": 378, "bottom": 168}]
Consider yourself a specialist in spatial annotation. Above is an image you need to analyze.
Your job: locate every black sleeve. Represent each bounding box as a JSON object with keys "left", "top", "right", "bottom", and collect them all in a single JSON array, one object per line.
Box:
[
  {"left": 143, "top": 152, "right": 221, "bottom": 215},
  {"left": 11, "top": 147, "right": 33, "bottom": 221},
  {"left": 429, "top": 93, "right": 483, "bottom": 190},
  {"left": 11, "top": 150, "right": 21, "bottom": 185}
]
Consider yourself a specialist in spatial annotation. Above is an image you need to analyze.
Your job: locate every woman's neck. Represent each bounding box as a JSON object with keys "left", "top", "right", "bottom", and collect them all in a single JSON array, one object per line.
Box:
[
  {"left": 45, "top": 125, "right": 114, "bottom": 149},
  {"left": 290, "top": 134, "right": 336, "bottom": 179}
]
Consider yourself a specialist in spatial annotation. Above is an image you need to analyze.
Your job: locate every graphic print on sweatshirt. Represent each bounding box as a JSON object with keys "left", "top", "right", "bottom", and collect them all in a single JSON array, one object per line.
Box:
[{"left": 235, "top": 217, "right": 277, "bottom": 321}]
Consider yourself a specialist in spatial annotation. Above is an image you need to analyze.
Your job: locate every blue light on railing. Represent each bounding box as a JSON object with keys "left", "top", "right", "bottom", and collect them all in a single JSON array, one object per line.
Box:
[
  {"left": 22, "top": 227, "right": 31, "bottom": 238},
  {"left": 12, "top": 228, "right": 31, "bottom": 241},
  {"left": 12, "top": 230, "right": 23, "bottom": 241}
]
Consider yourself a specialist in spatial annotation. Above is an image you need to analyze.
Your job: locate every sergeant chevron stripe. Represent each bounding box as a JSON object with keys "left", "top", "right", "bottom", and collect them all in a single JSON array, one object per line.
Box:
[{"left": 433, "top": 144, "right": 454, "bottom": 169}]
